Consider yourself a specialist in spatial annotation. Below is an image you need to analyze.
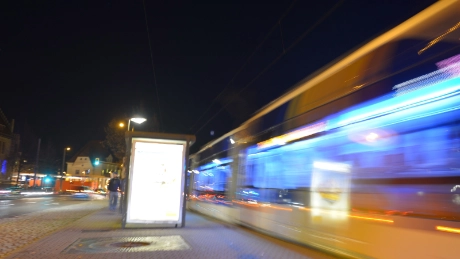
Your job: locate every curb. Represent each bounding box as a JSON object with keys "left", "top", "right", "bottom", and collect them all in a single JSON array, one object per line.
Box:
[{"left": 0, "top": 194, "right": 70, "bottom": 200}]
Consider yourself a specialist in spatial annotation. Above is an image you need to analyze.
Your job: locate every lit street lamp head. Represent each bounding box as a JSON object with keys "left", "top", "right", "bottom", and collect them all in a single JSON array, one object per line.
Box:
[
  {"left": 130, "top": 118, "right": 147, "bottom": 124},
  {"left": 127, "top": 117, "right": 147, "bottom": 132}
]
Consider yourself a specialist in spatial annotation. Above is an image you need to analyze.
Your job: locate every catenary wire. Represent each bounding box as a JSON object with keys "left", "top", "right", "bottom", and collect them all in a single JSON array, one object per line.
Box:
[
  {"left": 188, "top": 0, "right": 299, "bottom": 132},
  {"left": 194, "top": 0, "right": 345, "bottom": 135},
  {"left": 142, "top": 0, "right": 163, "bottom": 132}
]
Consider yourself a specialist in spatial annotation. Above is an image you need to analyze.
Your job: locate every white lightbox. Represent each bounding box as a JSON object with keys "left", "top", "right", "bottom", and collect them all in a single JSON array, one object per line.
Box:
[{"left": 126, "top": 138, "right": 187, "bottom": 227}]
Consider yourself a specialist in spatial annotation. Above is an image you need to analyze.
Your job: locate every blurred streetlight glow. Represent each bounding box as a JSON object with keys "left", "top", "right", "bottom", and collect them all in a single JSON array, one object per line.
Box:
[
  {"left": 119, "top": 122, "right": 125, "bottom": 127},
  {"left": 365, "top": 132, "right": 379, "bottom": 142}
]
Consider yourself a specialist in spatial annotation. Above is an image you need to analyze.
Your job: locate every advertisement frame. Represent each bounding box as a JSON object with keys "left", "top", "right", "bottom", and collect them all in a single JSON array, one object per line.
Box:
[{"left": 122, "top": 131, "right": 195, "bottom": 228}]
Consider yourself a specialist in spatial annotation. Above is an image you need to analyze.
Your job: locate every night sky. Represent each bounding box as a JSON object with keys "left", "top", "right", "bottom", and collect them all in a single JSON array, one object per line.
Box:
[{"left": 1, "top": 0, "right": 437, "bottom": 155}]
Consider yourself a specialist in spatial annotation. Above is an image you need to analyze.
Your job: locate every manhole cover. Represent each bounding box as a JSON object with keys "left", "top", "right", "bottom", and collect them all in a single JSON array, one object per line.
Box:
[
  {"left": 111, "top": 242, "right": 152, "bottom": 248},
  {"left": 61, "top": 236, "right": 190, "bottom": 254}
]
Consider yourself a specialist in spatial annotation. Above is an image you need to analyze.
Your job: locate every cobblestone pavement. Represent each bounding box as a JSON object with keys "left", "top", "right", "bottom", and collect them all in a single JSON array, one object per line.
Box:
[
  {"left": 3, "top": 203, "right": 337, "bottom": 259},
  {"left": 0, "top": 199, "right": 106, "bottom": 258}
]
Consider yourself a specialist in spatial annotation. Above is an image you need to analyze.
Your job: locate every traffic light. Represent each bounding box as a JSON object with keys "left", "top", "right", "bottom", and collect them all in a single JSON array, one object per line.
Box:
[{"left": 95, "top": 158, "right": 100, "bottom": 165}]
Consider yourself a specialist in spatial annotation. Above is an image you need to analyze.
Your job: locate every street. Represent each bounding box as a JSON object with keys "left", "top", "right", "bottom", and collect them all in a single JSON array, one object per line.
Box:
[{"left": 0, "top": 196, "right": 101, "bottom": 219}]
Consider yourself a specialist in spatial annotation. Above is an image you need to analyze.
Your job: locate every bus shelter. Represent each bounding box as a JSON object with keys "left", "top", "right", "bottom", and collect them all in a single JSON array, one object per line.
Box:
[{"left": 122, "top": 131, "right": 195, "bottom": 228}]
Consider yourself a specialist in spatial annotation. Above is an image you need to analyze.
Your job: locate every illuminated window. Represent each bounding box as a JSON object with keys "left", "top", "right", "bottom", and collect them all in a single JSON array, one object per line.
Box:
[{"left": 1, "top": 160, "right": 7, "bottom": 174}]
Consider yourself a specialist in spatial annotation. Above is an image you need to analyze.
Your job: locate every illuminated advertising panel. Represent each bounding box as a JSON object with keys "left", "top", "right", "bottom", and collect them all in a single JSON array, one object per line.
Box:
[
  {"left": 311, "top": 161, "right": 351, "bottom": 221},
  {"left": 125, "top": 138, "right": 187, "bottom": 227}
]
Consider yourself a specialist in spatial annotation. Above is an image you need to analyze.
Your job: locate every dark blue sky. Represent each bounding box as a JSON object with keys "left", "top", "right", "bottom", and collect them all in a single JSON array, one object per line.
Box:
[{"left": 0, "top": 0, "right": 436, "bottom": 154}]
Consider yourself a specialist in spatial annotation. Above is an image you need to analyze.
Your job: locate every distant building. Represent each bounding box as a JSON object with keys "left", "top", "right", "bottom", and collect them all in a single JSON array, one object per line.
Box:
[
  {"left": 0, "top": 109, "right": 18, "bottom": 181},
  {"left": 59, "top": 140, "right": 122, "bottom": 191}
]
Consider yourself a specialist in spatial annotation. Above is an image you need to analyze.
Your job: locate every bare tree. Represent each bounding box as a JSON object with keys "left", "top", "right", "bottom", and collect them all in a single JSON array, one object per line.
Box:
[
  {"left": 103, "top": 118, "right": 126, "bottom": 160},
  {"left": 38, "top": 140, "right": 59, "bottom": 175}
]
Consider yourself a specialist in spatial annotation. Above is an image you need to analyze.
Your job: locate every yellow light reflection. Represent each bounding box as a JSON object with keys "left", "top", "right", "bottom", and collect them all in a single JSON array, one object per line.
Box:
[
  {"left": 418, "top": 22, "right": 460, "bottom": 55},
  {"left": 232, "top": 200, "right": 259, "bottom": 207},
  {"left": 348, "top": 215, "right": 394, "bottom": 223},
  {"left": 266, "top": 205, "right": 293, "bottom": 211},
  {"left": 436, "top": 226, "right": 460, "bottom": 234},
  {"left": 257, "top": 121, "right": 326, "bottom": 149}
]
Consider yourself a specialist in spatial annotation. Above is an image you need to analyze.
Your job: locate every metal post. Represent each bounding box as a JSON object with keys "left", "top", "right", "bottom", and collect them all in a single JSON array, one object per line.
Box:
[
  {"left": 121, "top": 141, "right": 131, "bottom": 228},
  {"left": 33, "top": 138, "right": 41, "bottom": 188},
  {"left": 119, "top": 174, "right": 124, "bottom": 214},
  {"left": 16, "top": 152, "right": 22, "bottom": 185},
  {"left": 60, "top": 148, "right": 66, "bottom": 192}
]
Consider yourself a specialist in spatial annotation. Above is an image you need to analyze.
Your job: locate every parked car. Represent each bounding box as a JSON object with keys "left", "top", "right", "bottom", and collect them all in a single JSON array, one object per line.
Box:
[
  {"left": 94, "top": 188, "right": 107, "bottom": 199},
  {"left": 6, "top": 186, "right": 22, "bottom": 195},
  {"left": 94, "top": 188, "right": 107, "bottom": 195},
  {"left": 0, "top": 186, "right": 22, "bottom": 195},
  {"left": 68, "top": 186, "right": 94, "bottom": 199}
]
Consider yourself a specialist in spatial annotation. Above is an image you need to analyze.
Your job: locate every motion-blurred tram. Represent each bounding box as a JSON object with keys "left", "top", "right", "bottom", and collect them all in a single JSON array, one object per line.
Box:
[{"left": 187, "top": 1, "right": 460, "bottom": 258}]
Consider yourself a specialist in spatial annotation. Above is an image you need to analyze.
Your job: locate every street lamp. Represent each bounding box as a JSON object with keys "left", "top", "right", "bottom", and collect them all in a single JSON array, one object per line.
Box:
[
  {"left": 60, "top": 147, "right": 71, "bottom": 192},
  {"left": 127, "top": 117, "right": 147, "bottom": 132}
]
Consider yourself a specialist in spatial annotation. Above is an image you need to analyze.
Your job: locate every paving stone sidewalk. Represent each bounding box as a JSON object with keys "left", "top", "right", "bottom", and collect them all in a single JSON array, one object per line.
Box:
[
  {"left": 0, "top": 200, "right": 106, "bottom": 258},
  {"left": 4, "top": 204, "right": 337, "bottom": 259}
]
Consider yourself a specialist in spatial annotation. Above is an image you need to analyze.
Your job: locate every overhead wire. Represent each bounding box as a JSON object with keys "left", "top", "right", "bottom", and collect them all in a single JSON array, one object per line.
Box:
[
  {"left": 142, "top": 0, "right": 163, "bottom": 132},
  {"left": 188, "top": 0, "right": 298, "bottom": 133},
  {"left": 193, "top": 0, "right": 345, "bottom": 135}
]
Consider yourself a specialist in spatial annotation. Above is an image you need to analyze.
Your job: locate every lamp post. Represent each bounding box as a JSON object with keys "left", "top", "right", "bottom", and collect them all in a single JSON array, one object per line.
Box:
[
  {"left": 33, "top": 138, "right": 41, "bottom": 188},
  {"left": 15, "top": 152, "right": 22, "bottom": 185},
  {"left": 119, "top": 117, "right": 146, "bottom": 214},
  {"left": 60, "top": 147, "right": 70, "bottom": 192}
]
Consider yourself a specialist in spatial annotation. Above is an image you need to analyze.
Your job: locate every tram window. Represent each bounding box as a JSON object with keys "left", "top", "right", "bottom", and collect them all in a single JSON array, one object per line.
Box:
[{"left": 383, "top": 153, "right": 404, "bottom": 167}]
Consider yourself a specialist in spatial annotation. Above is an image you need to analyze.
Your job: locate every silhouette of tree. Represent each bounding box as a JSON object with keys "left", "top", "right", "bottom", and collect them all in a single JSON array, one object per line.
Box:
[
  {"left": 103, "top": 118, "right": 126, "bottom": 160},
  {"left": 38, "top": 140, "right": 59, "bottom": 175}
]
